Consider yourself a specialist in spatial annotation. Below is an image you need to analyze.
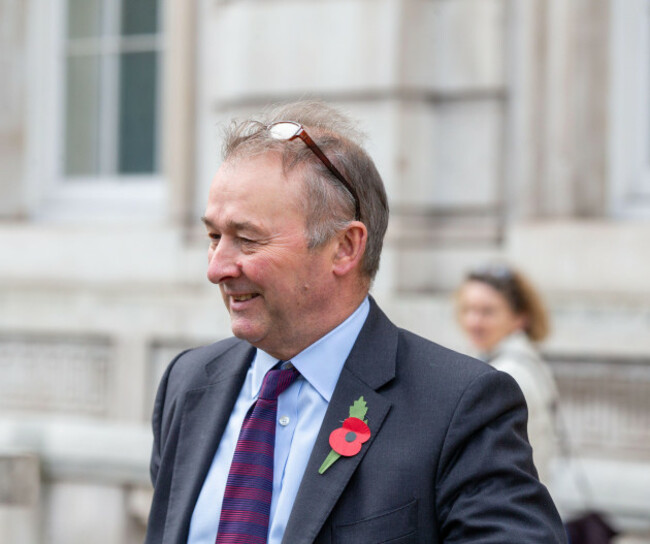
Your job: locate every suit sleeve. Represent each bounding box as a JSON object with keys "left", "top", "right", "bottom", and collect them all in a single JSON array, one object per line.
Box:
[
  {"left": 150, "top": 362, "right": 170, "bottom": 486},
  {"left": 435, "top": 369, "right": 566, "bottom": 543},
  {"left": 149, "top": 349, "right": 189, "bottom": 486}
]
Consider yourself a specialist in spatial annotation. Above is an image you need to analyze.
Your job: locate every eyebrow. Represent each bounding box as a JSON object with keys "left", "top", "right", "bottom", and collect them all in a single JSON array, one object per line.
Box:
[
  {"left": 200, "top": 216, "right": 265, "bottom": 236},
  {"left": 200, "top": 216, "right": 215, "bottom": 229}
]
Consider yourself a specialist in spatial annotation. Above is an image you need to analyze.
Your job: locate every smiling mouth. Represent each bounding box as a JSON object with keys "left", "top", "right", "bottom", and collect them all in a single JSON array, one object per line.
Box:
[{"left": 231, "top": 294, "right": 259, "bottom": 302}]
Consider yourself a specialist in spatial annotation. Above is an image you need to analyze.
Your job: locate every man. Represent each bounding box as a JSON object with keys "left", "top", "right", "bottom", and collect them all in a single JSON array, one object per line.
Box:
[{"left": 145, "top": 101, "right": 566, "bottom": 543}]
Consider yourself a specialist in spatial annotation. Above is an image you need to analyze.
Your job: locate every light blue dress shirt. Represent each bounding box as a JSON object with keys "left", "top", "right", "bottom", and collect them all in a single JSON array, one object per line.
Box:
[{"left": 187, "top": 297, "right": 370, "bottom": 544}]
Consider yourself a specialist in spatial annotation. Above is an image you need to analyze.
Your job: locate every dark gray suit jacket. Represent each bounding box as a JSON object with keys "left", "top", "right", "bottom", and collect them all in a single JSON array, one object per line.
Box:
[{"left": 145, "top": 299, "right": 566, "bottom": 543}]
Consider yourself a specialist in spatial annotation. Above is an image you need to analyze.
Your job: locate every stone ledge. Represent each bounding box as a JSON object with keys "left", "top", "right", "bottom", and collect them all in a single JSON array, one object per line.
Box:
[
  {"left": 508, "top": 221, "right": 650, "bottom": 295},
  {"left": 0, "top": 453, "right": 39, "bottom": 506},
  {"left": 550, "top": 457, "right": 650, "bottom": 534},
  {"left": 0, "top": 418, "right": 151, "bottom": 486}
]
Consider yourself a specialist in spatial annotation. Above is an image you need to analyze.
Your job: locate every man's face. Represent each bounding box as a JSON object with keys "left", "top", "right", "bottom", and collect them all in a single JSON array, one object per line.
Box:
[{"left": 203, "top": 152, "right": 337, "bottom": 359}]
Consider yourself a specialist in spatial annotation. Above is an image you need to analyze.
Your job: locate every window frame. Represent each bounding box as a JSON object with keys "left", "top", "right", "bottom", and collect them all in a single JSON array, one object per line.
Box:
[{"left": 26, "top": 0, "right": 167, "bottom": 223}]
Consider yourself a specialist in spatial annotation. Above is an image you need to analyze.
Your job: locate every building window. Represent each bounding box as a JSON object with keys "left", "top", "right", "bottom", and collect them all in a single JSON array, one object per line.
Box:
[
  {"left": 25, "top": 0, "right": 168, "bottom": 222},
  {"left": 64, "top": 0, "right": 162, "bottom": 179}
]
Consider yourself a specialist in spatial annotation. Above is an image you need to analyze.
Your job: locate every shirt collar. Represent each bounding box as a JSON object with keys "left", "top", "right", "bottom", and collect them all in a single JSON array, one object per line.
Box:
[{"left": 251, "top": 297, "right": 370, "bottom": 402}]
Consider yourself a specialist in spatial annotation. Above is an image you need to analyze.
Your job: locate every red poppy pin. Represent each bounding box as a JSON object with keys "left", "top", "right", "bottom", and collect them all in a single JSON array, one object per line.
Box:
[{"left": 318, "top": 396, "right": 370, "bottom": 474}]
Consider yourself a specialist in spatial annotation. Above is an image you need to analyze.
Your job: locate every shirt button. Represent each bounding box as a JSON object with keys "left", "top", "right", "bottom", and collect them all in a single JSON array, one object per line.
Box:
[{"left": 279, "top": 415, "right": 290, "bottom": 426}]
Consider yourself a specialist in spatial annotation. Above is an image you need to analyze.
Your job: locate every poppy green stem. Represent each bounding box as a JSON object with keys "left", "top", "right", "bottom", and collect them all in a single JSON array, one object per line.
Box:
[{"left": 318, "top": 450, "right": 341, "bottom": 474}]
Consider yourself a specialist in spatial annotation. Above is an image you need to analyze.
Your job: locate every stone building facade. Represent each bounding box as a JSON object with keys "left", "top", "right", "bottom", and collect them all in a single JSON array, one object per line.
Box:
[{"left": 0, "top": 0, "right": 649, "bottom": 542}]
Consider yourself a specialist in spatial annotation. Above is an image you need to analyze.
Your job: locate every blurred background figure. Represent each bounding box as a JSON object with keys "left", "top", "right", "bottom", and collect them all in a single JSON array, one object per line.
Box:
[{"left": 456, "top": 264, "right": 559, "bottom": 486}]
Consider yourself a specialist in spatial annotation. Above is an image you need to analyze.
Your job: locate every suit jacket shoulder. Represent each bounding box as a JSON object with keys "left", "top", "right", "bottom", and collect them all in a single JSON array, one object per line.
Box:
[
  {"left": 397, "top": 326, "right": 493, "bottom": 382},
  {"left": 161, "top": 337, "right": 250, "bottom": 397}
]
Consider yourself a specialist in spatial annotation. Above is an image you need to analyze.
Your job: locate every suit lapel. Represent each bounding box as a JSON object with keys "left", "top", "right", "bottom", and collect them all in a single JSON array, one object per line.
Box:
[
  {"left": 163, "top": 342, "right": 255, "bottom": 544},
  {"left": 282, "top": 299, "right": 399, "bottom": 544}
]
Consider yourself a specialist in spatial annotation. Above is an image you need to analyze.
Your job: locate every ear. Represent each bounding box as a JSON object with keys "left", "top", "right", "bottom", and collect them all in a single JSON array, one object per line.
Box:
[{"left": 332, "top": 221, "right": 367, "bottom": 277}]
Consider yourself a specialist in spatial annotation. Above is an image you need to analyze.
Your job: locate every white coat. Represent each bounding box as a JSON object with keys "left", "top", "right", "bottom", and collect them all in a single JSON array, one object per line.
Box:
[{"left": 485, "top": 331, "right": 559, "bottom": 486}]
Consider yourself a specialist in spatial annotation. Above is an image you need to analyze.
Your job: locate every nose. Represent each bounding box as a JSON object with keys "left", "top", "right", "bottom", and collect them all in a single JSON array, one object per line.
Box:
[
  {"left": 461, "top": 309, "right": 483, "bottom": 332},
  {"left": 207, "top": 238, "right": 241, "bottom": 284}
]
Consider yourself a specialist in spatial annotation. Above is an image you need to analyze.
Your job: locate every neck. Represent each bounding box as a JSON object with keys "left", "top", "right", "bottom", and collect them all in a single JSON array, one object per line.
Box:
[{"left": 262, "top": 291, "right": 368, "bottom": 361}]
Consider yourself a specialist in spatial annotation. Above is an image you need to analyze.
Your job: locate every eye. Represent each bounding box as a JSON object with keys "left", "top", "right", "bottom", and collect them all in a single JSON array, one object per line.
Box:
[
  {"left": 207, "top": 233, "right": 221, "bottom": 245},
  {"left": 239, "top": 237, "right": 258, "bottom": 251}
]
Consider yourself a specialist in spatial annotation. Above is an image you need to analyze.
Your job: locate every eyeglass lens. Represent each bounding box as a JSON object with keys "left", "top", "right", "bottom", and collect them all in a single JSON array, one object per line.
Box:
[{"left": 268, "top": 122, "right": 301, "bottom": 141}]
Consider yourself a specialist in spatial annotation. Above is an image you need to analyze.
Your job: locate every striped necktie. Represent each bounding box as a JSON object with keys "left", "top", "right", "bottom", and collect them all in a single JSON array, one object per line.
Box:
[{"left": 216, "top": 365, "right": 300, "bottom": 544}]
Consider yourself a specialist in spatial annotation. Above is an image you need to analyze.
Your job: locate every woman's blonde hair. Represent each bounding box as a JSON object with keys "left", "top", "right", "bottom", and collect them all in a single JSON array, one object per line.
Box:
[{"left": 463, "top": 264, "right": 550, "bottom": 342}]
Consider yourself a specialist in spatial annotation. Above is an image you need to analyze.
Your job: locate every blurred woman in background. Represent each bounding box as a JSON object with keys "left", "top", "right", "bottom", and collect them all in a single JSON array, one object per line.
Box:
[{"left": 456, "top": 264, "right": 559, "bottom": 486}]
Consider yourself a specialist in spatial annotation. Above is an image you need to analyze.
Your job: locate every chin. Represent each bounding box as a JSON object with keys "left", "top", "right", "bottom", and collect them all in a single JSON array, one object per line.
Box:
[
  {"left": 230, "top": 320, "right": 263, "bottom": 344},
  {"left": 471, "top": 337, "right": 490, "bottom": 352}
]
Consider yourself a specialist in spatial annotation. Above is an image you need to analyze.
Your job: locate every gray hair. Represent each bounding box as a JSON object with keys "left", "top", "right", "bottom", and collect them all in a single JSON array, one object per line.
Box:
[{"left": 221, "top": 100, "right": 389, "bottom": 281}]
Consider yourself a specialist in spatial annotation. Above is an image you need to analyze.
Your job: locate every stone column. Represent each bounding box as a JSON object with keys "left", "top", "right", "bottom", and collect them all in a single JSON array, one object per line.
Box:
[
  {"left": 163, "top": 0, "right": 198, "bottom": 229},
  {"left": 0, "top": 0, "right": 27, "bottom": 219},
  {"left": 0, "top": 453, "right": 40, "bottom": 544},
  {"left": 508, "top": 0, "right": 610, "bottom": 219}
]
